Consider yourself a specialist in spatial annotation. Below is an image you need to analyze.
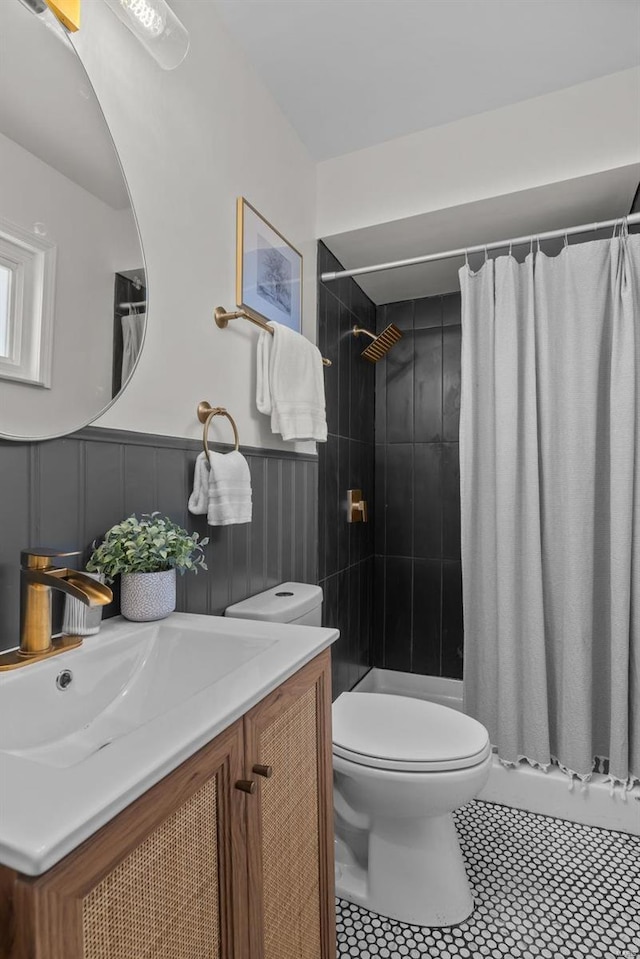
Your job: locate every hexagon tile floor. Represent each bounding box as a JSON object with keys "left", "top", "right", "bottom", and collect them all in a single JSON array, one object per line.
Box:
[{"left": 336, "top": 800, "right": 640, "bottom": 958}]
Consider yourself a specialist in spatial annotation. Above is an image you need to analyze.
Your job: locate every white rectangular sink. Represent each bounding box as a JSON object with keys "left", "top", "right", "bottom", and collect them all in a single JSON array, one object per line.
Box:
[
  {"left": 0, "top": 612, "right": 338, "bottom": 876},
  {"left": 0, "top": 621, "right": 275, "bottom": 767}
]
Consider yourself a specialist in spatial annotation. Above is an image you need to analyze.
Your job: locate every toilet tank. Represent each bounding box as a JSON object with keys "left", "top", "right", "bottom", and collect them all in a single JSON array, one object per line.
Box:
[{"left": 225, "top": 582, "right": 323, "bottom": 627}]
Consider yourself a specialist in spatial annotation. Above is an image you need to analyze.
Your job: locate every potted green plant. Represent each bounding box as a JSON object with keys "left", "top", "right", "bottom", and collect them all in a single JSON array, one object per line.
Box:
[{"left": 87, "top": 513, "right": 208, "bottom": 622}]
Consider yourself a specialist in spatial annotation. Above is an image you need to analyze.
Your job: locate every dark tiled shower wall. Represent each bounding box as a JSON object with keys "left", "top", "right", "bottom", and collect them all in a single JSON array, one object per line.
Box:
[
  {"left": 374, "top": 292, "right": 464, "bottom": 679},
  {"left": 0, "top": 428, "right": 317, "bottom": 651},
  {"left": 317, "top": 242, "right": 376, "bottom": 698}
]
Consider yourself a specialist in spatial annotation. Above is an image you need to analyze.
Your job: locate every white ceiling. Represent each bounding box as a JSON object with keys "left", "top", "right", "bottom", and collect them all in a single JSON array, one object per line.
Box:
[
  {"left": 212, "top": 0, "right": 640, "bottom": 301},
  {"left": 213, "top": 0, "right": 640, "bottom": 160},
  {"left": 323, "top": 165, "right": 640, "bottom": 302},
  {"left": 0, "top": 1, "right": 130, "bottom": 209}
]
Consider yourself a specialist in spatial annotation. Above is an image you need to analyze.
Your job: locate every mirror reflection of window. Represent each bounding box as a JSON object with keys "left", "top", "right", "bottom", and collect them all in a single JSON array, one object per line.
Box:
[
  {"left": 0, "top": 264, "right": 10, "bottom": 358},
  {"left": 0, "top": 221, "right": 55, "bottom": 387}
]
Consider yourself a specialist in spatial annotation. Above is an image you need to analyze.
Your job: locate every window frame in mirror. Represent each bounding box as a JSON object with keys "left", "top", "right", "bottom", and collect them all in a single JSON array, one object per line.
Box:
[{"left": 0, "top": 216, "right": 56, "bottom": 389}]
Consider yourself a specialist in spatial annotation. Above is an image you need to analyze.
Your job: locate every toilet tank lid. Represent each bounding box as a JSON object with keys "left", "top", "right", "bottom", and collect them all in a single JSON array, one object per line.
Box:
[{"left": 225, "top": 582, "right": 323, "bottom": 622}]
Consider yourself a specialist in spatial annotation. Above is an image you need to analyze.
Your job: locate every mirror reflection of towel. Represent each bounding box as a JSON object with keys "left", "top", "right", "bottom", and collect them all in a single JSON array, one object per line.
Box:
[{"left": 121, "top": 312, "right": 145, "bottom": 384}]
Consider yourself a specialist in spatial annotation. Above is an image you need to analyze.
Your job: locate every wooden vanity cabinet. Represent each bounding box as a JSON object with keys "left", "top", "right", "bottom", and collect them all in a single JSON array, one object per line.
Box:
[{"left": 0, "top": 650, "right": 335, "bottom": 959}]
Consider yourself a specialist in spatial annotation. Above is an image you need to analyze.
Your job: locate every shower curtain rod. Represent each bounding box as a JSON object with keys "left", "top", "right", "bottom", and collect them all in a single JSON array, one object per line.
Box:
[{"left": 320, "top": 211, "right": 640, "bottom": 283}]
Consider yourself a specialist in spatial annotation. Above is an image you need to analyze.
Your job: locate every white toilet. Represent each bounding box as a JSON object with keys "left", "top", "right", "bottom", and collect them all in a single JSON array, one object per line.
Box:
[
  {"left": 333, "top": 691, "right": 491, "bottom": 927},
  {"left": 225, "top": 583, "right": 492, "bottom": 929}
]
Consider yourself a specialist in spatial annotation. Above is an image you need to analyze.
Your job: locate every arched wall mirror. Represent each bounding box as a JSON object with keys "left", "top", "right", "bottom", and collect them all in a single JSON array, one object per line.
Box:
[{"left": 0, "top": 0, "right": 147, "bottom": 441}]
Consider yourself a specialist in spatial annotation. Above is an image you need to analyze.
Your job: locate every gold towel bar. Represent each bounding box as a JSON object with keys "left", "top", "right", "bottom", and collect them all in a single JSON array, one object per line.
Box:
[
  {"left": 197, "top": 401, "right": 240, "bottom": 463},
  {"left": 214, "top": 306, "right": 332, "bottom": 367}
]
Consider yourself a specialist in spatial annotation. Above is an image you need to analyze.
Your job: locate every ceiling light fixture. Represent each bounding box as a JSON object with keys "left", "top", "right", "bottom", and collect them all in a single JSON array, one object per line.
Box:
[
  {"left": 102, "top": 0, "right": 189, "bottom": 70},
  {"left": 18, "top": 0, "right": 49, "bottom": 14}
]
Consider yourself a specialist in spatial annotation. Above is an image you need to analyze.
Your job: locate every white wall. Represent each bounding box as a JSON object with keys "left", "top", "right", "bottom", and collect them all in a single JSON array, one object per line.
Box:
[
  {"left": 317, "top": 68, "right": 640, "bottom": 239},
  {"left": 69, "top": 5, "right": 638, "bottom": 452},
  {"left": 72, "top": 0, "right": 317, "bottom": 452},
  {"left": 0, "top": 131, "right": 140, "bottom": 438}
]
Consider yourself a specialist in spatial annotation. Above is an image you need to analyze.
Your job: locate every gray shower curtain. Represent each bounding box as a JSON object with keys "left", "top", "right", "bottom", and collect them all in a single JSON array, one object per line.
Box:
[{"left": 459, "top": 233, "right": 639, "bottom": 788}]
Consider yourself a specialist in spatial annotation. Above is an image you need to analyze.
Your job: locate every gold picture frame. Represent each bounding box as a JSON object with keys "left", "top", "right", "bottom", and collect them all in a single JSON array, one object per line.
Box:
[{"left": 236, "top": 197, "right": 303, "bottom": 333}]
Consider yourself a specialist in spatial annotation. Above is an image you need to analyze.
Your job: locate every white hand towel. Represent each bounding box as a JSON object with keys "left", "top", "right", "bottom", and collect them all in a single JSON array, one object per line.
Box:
[
  {"left": 188, "top": 451, "right": 252, "bottom": 526},
  {"left": 188, "top": 451, "right": 210, "bottom": 515},
  {"left": 256, "top": 322, "right": 327, "bottom": 442}
]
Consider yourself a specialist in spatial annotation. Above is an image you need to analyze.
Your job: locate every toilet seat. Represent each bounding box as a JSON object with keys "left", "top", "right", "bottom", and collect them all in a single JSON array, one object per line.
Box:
[{"left": 332, "top": 693, "right": 491, "bottom": 772}]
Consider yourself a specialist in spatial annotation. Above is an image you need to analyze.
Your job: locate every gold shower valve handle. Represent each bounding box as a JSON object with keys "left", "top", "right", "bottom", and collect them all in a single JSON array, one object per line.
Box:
[{"left": 347, "top": 490, "right": 368, "bottom": 524}]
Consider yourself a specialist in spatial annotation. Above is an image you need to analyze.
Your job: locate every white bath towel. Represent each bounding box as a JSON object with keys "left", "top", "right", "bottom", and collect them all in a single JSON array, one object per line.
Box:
[
  {"left": 256, "top": 322, "right": 327, "bottom": 442},
  {"left": 120, "top": 312, "right": 145, "bottom": 384},
  {"left": 188, "top": 451, "right": 252, "bottom": 526}
]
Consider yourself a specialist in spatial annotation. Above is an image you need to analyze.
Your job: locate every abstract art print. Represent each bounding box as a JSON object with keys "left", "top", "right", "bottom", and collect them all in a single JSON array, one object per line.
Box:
[{"left": 236, "top": 197, "right": 302, "bottom": 332}]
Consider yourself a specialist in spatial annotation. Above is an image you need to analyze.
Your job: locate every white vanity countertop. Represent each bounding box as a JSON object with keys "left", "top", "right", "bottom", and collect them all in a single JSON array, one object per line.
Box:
[{"left": 0, "top": 613, "right": 338, "bottom": 876}]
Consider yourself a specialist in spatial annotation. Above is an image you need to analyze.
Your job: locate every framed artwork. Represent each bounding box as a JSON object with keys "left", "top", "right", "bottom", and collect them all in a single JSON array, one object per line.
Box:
[{"left": 236, "top": 197, "right": 302, "bottom": 332}]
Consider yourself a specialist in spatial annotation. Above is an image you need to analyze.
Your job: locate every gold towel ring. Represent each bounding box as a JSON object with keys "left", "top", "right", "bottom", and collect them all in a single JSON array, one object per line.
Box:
[{"left": 197, "top": 401, "right": 240, "bottom": 463}]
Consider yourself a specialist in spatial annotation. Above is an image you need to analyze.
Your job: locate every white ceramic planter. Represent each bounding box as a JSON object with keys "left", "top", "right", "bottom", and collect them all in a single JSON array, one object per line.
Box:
[{"left": 120, "top": 569, "right": 176, "bottom": 622}]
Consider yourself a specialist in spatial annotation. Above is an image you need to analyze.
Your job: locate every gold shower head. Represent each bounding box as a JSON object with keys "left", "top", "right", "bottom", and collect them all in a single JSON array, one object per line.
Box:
[{"left": 352, "top": 324, "right": 403, "bottom": 363}]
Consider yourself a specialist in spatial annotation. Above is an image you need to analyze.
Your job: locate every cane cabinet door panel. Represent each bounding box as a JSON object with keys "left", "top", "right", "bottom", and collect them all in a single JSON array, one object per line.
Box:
[
  {"left": 243, "top": 651, "right": 335, "bottom": 959},
  {"left": 3, "top": 720, "right": 247, "bottom": 959}
]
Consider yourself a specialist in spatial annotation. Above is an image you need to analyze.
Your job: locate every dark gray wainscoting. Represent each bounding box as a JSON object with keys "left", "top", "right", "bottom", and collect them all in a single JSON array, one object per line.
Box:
[{"left": 0, "top": 427, "right": 318, "bottom": 652}]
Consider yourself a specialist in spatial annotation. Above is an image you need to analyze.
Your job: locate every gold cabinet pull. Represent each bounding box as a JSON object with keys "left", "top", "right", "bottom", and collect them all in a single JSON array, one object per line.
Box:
[
  {"left": 234, "top": 779, "right": 256, "bottom": 794},
  {"left": 252, "top": 764, "right": 273, "bottom": 778}
]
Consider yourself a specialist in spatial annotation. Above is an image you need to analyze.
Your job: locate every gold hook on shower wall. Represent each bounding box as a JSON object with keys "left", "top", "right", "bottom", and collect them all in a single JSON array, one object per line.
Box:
[{"left": 197, "top": 401, "right": 240, "bottom": 464}]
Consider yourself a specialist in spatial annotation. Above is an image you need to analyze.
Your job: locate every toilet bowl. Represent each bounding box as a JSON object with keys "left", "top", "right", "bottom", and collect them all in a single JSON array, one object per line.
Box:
[
  {"left": 333, "top": 691, "right": 491, "bottom": 927},
  {"left": 225, "top": 583, "right": 492, "bottom": 929}
]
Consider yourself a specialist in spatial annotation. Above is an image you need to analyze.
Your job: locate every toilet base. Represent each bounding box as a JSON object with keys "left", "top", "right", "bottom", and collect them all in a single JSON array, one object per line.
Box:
[{"left": 335, "top": 812, "right": 474, "bottom": 928}]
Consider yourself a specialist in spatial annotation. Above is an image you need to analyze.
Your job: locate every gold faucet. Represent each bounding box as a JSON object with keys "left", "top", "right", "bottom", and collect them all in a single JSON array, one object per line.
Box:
[{"left": 0, "top": 548, "right": 113, "bottom": 671}]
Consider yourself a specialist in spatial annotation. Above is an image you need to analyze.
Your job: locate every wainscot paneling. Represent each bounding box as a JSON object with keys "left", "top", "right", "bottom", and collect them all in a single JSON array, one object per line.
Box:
[{"left": 0, "top": 427, "right": 317, "bottom": 651}]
